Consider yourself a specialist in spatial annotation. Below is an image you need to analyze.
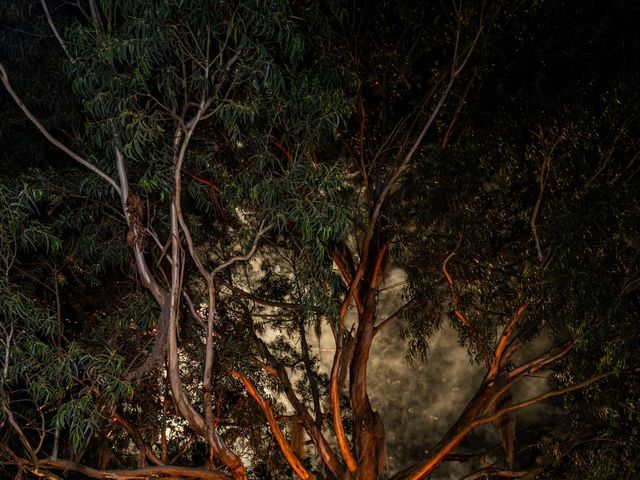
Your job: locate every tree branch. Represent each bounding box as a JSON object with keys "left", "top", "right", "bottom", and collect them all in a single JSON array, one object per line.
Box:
[
  {"left": 329, "top": 342, "right": 357, "bottom": 473},
  {"left": 39, "top": 0, "right": 75, "bottom": 62},
  {"left": 374, "top": 299, "right": 414, "bottom": 335},
  {"left": 1, "top": 404, "right": 38, "bottom": 465},
  {"left": 39, "top": 458, "right": 228, "bottom": 480},
  {"left": 230, "top": 371, "right": 316, "bottom": 480},
  {"left": 0, "top": 63, "right": 120, "bottom": 194},
  {"left": 390, "top": 372, "right": 610, "bottom": 480},
  {"left": 254, "top": 337, "right": 343, "bottom": 477},
  {"left": 460, "top": 467, "right": 537, "bottom": 480},
  {"left": 486, "top": 305, "right": 527, "bottom": 381},
  {"left": 110, "top": 412, "right": 164, "bottom": 467},
  {"left": 212, "top": 221, "right": 273, "bottom": 276}
]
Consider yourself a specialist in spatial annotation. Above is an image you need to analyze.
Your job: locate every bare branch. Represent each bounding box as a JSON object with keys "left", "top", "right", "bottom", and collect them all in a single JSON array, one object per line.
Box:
[
  {"left": 0, "top": 64, "right": 120, "bottom": 194},
  {"left": 329, "top": 343, "right": 358, "bottom": 473},
  {"left": 111, "top": 411, "right": 164, "bottom": 467},
  {"left": 332, "top": 253, "right": 363, "bottom": 313},
  {"left": 231, "top": 371, "right": 316, "bottom": 480},
  {"left": 531, "top": 129, "right": 565, "bottom": 262},
  {"left": 114, "top": 148, "right": 164, "bottom": 305},
  {"left": 212, "top": 221, "right": 273, "bottom": 276},
  {"left": 218, "top": 279, "right": 304, "bottom": 310},
  {"left": 390, "top": 372, "right": 610, "bottom": 480},
  {"left": 479, "top": 373, "right": 611, "bottom": 427},
  {"left": 374, "top": 299, "right": 414, "bottom": 334},
  {"left": 1, "top": 404, "right": 38, "bottom": 465},
  {"left": 254, "top": 337, "right": 343, "bottom": 477},
  {"left": 507, "top": 341, "right": 575, "bottom": 382},
  {"left": 486, "top": 305, "right": 527, "bottom": 381},
  {"left": 39, "top": 0, "right": 75, "bottom": 62},
  {"left": 40, "top": 458, "right": 228, "bottom": 480}
]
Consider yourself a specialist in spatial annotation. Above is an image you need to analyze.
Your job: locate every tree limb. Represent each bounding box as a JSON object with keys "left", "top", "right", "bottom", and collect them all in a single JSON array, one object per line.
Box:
[
  {"left": 230, "top": 371, "right": 316, "bottom": 480},
  {"left": 39, "top": 0, "right": 75, "bottom": 62},
  {"left": 39, "top": 458, "right": 229, "bottom": 480},
  {"left": 0, "top": 63, "right": 121, "bottom": 194}
]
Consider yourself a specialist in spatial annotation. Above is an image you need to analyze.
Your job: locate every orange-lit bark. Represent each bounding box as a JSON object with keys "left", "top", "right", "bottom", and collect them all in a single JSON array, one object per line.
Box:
[
  {"left": 332, "top": 253, "right": 364, "bottom": 313},
  {"left": 486, "top": 305, "right": 527, "bottom": 381},
  {"left": 388, "top": 327, "right": 601, "bottom": 480},
  {"left": 369, "top": 243, "right": 389, "bottom": 289},
  {"left": 271, "top": 138, "right": 293, "bottom": 161},
  {"left": 230, "top": 371, "right": 316, "bottom": 480},
  {"left": 330, "top": 343, "right": 358, "bottom": 474},
  {"left": 349, "top": 288, "right": 385, "bottom": 480},
  {"left": 39, "top": 459, "right": 229, "bottom": 480}
]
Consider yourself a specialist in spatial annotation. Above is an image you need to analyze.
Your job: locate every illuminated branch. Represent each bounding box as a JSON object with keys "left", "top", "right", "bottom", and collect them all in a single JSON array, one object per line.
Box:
[
  {"left": 230, "top": 371, "right": 316, "bottom": 480},
  {"left": 480, "top": 373, "right": 611, "bottom": 426},
  {"left": 166, "top": 204, "right": 246, "bottom": 479},
  {"left": 486, "top": 305, "right": 527, "bottom": 381},
  {"left": 218, "top": 278, "right": 304, "bottom": 310},
  {"left": 2, "top": 404, "right": 38, "bottom": 465},
  {"left": 255, "top": 337, "right": 344, "bottom": 478},
  {"left": 390, "top": 372, "right": 610, "bottom": 480},
  {"left": 329, "top": 343, "right": 358, "bottom": 473},
  {"left": 212, "top": 220, "right": 273, "bottom": 275},
  {"left": 369, "top": 243, "right": 389, "bottom": 289},
  {"left": 38, "top": 459, "right": 228, "bottom": 480},
  {"left": 374, "top": 300, "right": 414, "bottom": 335},
  {"left": 332, "top": 253, "right": 363, "bottom": 313},
  {"left": 507, "top": 341, "right": 575, "bottom": 382},
  {"left": 460, "top": 468, "right": 538, "bottom": 480}
]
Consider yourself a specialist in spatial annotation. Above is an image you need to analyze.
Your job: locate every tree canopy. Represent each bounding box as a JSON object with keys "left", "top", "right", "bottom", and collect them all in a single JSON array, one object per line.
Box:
[{"left": 1, "top": 1, "right": 639, "bottom": 480}]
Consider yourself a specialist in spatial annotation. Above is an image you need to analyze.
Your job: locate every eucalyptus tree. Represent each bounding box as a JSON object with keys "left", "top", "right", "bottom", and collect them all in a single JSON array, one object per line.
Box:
[{"left": 1, "top": 1, "right": 639, "bottom": 480}]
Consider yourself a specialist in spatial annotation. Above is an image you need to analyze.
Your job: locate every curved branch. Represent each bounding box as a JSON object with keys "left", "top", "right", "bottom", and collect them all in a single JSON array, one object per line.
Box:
[
  {"left": 329, "top": 343, "right": 357, "bottom": 473},
  {"left": 111, "top": 411, "right": 164, "bottom": 467},
  {"left": 460, "top": 468, "right": 537, "bottom": 480},
  {"left": 478, "top": 373, "right": 611, "bottom": 427},
  {"left": 40, "top": 458, "right": 228, "bottom": 480},
  {"left": 218, "top": 279, "right": 304, "bottom": 310},
  {"left": 2, "top": 404, "right": 38, "bottom": 465},
  {"left": 212, "top": 221, "right": 273, "bottom": 276},
  {"left": 374, "top": 299, "right": 414, "bottom": 335},
  {"left": 166, "top": 204, "right": 245, "bottom": 479},
  {"left": 114, "top": 148, "right": 164, "bottom": 304},
  {"left": 230, "top": 371, "right": 316, "bottom": 480},
  {"left": 254, "top": 337, "right": 343, "bottom": 477},
  {"left": 486, "top": 305, "right": 527, "bottom": 381},
  {"left": 0, "top": 63, "right": 120, "bottom": 194}
]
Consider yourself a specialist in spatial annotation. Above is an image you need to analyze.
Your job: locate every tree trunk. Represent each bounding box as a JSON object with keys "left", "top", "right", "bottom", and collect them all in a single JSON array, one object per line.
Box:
[{"left": 349, "top": 289, "right": 387, "bottom": 479}]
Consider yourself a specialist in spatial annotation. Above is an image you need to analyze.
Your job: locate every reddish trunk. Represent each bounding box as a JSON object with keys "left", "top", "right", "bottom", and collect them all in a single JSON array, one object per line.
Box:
[{"left": 349, "top": 289, "right": 387, "bottom": 480}]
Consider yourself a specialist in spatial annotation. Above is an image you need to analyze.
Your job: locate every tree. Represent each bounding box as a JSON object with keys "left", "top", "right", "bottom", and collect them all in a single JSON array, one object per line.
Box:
[{"left": 1, "top": 1, "right": 639, "bottom": 480}]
